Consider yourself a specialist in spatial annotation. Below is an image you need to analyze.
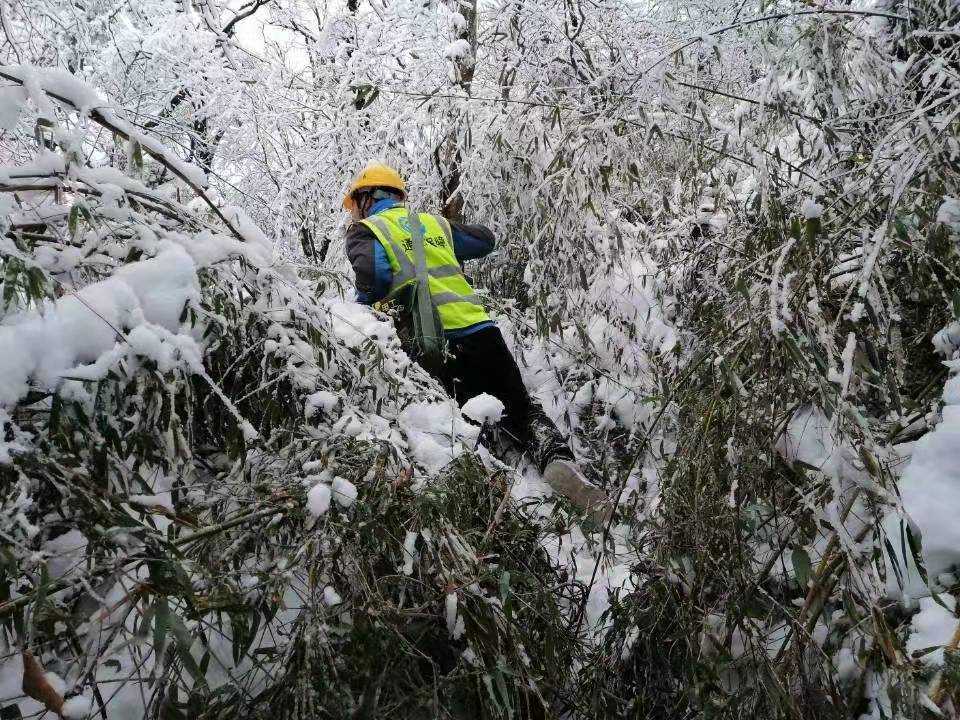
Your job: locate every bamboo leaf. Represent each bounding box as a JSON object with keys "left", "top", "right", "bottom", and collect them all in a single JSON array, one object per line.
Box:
[
  {"left": 154, "top": 596, "right": 169, "bottom": 657},
  {"left": 170, "top": 613, "right": 206, "bottom": 687},
  {"left": 791, "top": 547, "right": 812, "bottom": 589}
]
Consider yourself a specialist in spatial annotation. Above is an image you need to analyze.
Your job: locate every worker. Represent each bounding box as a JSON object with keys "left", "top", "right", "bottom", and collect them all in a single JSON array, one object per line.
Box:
[{"left": 342, "top": 162, "right": 606, "bottom": 515}]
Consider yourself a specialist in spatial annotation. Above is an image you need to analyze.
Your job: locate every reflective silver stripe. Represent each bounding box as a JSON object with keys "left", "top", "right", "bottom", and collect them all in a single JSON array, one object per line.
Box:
[
  {"left": 364, "top": 215, "right": 391, "bottom": 239},
  {"left": 364, "top": 216, "right": 415, "bottom": 288},
  {"left": 428, "top": 264, "right": 463, "bottom": 279},
  {"left": 390, "top": 255, "right": 415, "bottom": 285},
  {"left": 366, "top": 216, "right": 410, "bottom": 271},
  {"left": 432, "top": 291, "right": 481, "bottom": 306}
]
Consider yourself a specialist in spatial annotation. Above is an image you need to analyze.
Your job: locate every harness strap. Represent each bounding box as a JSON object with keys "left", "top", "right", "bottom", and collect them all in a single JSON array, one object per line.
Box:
[{"left": 408, "top": 209, "right": 444, "bottom": 356}]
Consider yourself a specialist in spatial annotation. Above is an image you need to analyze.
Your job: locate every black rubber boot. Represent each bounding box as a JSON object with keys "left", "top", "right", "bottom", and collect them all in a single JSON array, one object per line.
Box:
[{"left": 520, "top": 406, "right": 569, "bottom": 472}]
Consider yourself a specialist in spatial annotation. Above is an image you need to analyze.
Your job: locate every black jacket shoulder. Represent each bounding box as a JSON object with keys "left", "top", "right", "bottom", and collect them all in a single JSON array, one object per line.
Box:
[{"left": 344, "top": 221, "right": 377, "bottom": 296}]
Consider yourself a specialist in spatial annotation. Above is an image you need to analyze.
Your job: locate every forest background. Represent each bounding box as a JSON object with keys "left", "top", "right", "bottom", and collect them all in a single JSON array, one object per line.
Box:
[{"left": 0, "top": 0, "right": 959, "bottom": 718}]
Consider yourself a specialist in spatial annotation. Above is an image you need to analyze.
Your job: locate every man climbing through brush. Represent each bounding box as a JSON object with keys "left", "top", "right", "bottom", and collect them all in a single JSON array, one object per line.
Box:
[{"left": 342, "top": 162, "right": 607, "bottom": 517}]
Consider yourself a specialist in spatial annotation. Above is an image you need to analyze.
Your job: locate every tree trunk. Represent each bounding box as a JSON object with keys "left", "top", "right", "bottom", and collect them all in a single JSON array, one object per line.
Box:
[{"left": 437, "top": 0, "right": 477, "bottom": 222}]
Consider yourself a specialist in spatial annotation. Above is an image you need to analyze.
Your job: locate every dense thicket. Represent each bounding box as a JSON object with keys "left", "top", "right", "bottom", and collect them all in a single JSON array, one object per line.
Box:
[{"left": 1, "top": 0, "right": 959, "bottom": 718}]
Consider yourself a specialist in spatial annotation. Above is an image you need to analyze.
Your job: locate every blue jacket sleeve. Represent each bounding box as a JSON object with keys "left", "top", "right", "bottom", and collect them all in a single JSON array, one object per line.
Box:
[
  {"left": 345, "top": 221, "right": 393, "bottom": 305},
  {"left": 450, "top": 222, "right": 495, "bottom": 263},
  {"left": 357, "top": 243, "right": 393, "bottom": 304}
]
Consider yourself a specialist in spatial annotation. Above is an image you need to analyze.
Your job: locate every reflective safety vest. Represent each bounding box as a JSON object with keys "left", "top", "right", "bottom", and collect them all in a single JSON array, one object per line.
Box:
[{"left": 360, "top": 206, "right": 490, "bottom": 331}]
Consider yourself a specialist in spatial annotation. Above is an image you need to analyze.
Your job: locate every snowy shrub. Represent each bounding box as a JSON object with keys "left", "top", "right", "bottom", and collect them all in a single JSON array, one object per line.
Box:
[
  {"left": 0, "top": 68, "right": 580, "bottom": 718},
  {"left": 2, "top": 0, "right": 960, "bottom": 717}
]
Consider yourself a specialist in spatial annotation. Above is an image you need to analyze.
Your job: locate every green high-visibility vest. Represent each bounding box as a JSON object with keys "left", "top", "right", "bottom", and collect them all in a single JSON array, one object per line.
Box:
[{"left": 361, "top": 206, "right": 490, "bottom": 331}]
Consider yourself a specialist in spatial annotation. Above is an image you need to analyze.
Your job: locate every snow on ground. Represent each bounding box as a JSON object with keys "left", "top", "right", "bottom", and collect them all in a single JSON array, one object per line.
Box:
[
  {"left": 42, "top": 529, "right": 88, "bottom": 580},
  {"left": 477, "top": 439, "right": 637, "bottom": 641},
  {"left": 884, "top": 371, "right": 960, "bottom": 600},
  {"left": 0, "top": 652, "right": 43, "bottom": 717},
  {"left": 906, "top": 595, "right": 957, "bottom": 667},
  {"left": 507, "top": 456, "right": 637, "bottom": 638},
  {"left": 397, "top": 400, "right": 480, "bottom": 474}
]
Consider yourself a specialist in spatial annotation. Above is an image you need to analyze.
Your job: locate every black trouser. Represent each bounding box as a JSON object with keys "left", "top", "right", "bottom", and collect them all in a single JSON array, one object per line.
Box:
[{"left": 434, "top": 325, "right": 570, "bottom": 470}]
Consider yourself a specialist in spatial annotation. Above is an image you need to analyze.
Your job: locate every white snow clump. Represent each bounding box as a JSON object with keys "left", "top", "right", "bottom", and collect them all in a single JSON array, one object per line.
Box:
[
  {"left": 323, "top": 585, "right": 343, "bottom": 606},
  {"left": 444, "top": 39, "right": 472, "bottom": 60},
  {"left": 884, "top": 371, "right": 960, "bottom": 599},
  {"left": 305, "top": 390, "right": 339, "bottom": 418},
  {"left": 801, "top": 197, "right": 823, "bottom": 219},
  {"left": 461, "top": 393, "right": 505, "bottom": 425},
  {"left": 331, "top": 476, "right": 357, "bottom": 508},
  {"left": 906, "top": 595, "right": 957, "bottom": 667},
  {"left": 0, "top": 245, "right": 200, "bottom": 408},
  {"left": 936, "top": 196, "right": 960, "bottom": 230},
  {"left": 306, "top": 483, "right": 332, "bottom": 517},
  {"left": 62, "top": 693, "right": 95, "bottom": 718}
]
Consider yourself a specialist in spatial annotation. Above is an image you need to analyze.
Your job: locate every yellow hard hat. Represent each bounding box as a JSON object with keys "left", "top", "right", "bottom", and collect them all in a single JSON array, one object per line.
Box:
[{"left": 343, "top": 163, "right": 406, "bottom": 210}]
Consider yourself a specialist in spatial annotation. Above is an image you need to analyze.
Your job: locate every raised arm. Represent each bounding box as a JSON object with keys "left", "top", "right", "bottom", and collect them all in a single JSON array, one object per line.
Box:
[{"left": 450, "top": 222, "right": 495, "bottom": 263}]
